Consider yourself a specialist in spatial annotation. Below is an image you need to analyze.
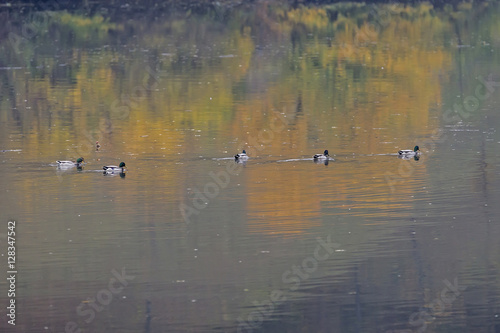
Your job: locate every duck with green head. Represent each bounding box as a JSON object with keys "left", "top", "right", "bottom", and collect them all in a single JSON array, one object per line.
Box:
[
  {"left": 234, "top": 150, "right": 248, "bottom": 160},
  {"left": 103, "top": 162, "right": 126, "bottom": 173},
  {"left": 313, "top": 150, "right": 329, "bottom": 160},
  {"left": 57, "top": 157, "right": 84, "bottom": 168},
  {"left": 398, "top": 146, "right": 420, "bottom": 157}
]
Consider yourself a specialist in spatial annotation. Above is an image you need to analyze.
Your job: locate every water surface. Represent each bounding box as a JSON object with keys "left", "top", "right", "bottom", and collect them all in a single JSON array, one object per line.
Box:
[{"left": 1, "top": 2, "right": 500, "bottom": 332}]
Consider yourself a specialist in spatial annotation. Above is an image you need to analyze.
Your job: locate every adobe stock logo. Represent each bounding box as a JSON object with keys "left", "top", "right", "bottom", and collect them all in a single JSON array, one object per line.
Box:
[
  {"left": 386, "top": 278, "right": 466, "bottom": 333},
  {"left": 179, "top": 109, "right": 292, "bottom": 224},
  {"left": 385, "top": 74, "right": 500, "bottom": 192},
  {"left": 65, "top": 267, "right": 135, "bottom": 333},
  {"left": 238, "top": 234, "right": 340, "bottom": 332},
  {"left": 179, "top": 162, "right": 244, "bottom": 223}
]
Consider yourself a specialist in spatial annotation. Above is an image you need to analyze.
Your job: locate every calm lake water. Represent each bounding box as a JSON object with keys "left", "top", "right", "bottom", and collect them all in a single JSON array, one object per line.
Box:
[{"left": 1, "top": 2, "right": 500, "bottom": 332}]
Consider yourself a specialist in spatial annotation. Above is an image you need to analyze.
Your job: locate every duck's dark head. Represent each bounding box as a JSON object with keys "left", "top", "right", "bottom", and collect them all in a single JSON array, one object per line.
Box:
[
  {"left": 242, "top": 150, "right": 246, "bottom": 154},
  {"left": 414, "top": 146, "right": 420, "bottom": 152},
  {"left": 119, "top": 162, "right": 126, "bottom": 168},
  {"left": 76, "top": 157, "right": 84, "bottom": 164},
  {"left": 324, "top": 150, "right": 329, "bottom": 155}
]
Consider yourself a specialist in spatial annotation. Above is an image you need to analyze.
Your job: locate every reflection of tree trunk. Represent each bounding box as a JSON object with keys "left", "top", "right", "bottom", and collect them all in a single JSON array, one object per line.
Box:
[
  {"left": 478, "top": 135, "right": 488, "bottom": 203},
  {"left": 144, "top": 299, "right": 152, "bottom": 333},
  {"left": 354, "top": 267, "right": 361, "bottom": 333},
  {"left": 410, "top": 218, "right": 426, "bottom": 302},
  {"left": 478, "top": 132, "right": 494, "bottom": 330},
  {"left": 0, "top": 71, "right": 22, "bottom": 127},
  {"left": 452, "top": 18, "right": 464, "bottom": 101},
  {"left": 296, "top": 92, "right": 303, "bottom": 114}
]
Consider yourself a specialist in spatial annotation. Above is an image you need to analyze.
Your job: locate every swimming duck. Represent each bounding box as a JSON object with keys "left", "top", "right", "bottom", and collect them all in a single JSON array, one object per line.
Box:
[
  {"left": 235, "top": 150, "right": 248, "bottom": 160},
  {"left": 103, "top": 162, "right": 126, "bottom": 173},
  {"left": 398, "top": 146, "right": 420, "bottom": 157},
  {"left": 57, "top": 157, "right": 84, "bottom": 167},
  {"left": 95, "top": 141, "right": 101, "bottom": 151},
  {"left": 313, "top": 150, "right": 329, "bottom": 160}
]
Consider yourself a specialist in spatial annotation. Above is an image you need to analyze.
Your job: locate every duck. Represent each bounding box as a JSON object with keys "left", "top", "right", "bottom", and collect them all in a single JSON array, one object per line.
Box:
[
  {"left": 103, "top": 162, "right": 126, "bottom": 173},
  {"left": 234, "top": 150, "right": 248, "bottom": 160},
  {"left": 398, "top": 146, "right": 420, "bottom": 157},
  {"left": 313, "top": 150, "right": 329, "bottom": 160},
  {"left": 95, "top": 141, "right": 101, "bottom": 151},
  {"left": 57, "top": 157, "right": 85, "bottom": 167}
]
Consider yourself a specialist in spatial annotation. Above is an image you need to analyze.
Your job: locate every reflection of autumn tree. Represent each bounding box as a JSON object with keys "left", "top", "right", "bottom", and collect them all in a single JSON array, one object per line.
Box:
[
  {"left": 229, "top": 4, "right": 455, "bottom": 236},
  {"left": 1, "top": 2, "right": 499, "bottom": 235}
]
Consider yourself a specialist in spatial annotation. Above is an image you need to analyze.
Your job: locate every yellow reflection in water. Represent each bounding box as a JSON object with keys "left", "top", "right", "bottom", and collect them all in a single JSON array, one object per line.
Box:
[{"left": 1, "top": 1, "right": 491, "bottom": 236}]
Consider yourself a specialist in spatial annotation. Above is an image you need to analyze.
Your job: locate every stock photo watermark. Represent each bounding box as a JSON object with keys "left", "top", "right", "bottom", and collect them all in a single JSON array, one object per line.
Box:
[
  {"left": 179, "top": 109, "right": 292, "bottom": 224},
  {"left": 334, "top": 3, "right": 500, "bottom": 193},
  {"left": 385, "top": 73, "right": 500, "bottom": 192},
  {"left": 9, "top": 9, "right": 54, "bottom": 55},
  {"left": 5, "top": 220, "right": 17, "bottom": 326},
  {"left": 237, "top": 234, "right": 340, "bottom": 332},
  {"left": 386, "top": 277, "right": 466, "bottom": 333},
  {"left": 64, "top": 267, "right": 135, "bottom": 333},
  {"left": 8, "top": 0, "right": 102, "bottom": 55},
  {"left": 110, "top": 64, "right": 164, "bottom": 121}
]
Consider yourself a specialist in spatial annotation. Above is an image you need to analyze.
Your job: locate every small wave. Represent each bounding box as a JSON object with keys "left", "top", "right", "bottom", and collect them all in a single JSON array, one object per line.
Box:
[
  {"left": 213, "top": 157, "right": 237, "bottom": 161},
  {"left": 276, "top": 158, "right": 310, "bottom": 162}
]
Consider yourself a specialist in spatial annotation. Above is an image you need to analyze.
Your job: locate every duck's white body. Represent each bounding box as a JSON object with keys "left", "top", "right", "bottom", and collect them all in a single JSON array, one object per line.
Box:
[
  {"left": 57, "top": 158, "right": 84, "bottom": 168},
  {"left": 103, "top": 162, "right": 126, "bottom": 173},
  {"left": 103, "top": 166, "right": 125, "bottom": 172},
  {"left": 103, "top": 165, "right": 120, "bottom": 170},
  {"left": 57, "top": 161, "right": 78, "bottom": 166},
  {"left": 398, "top": 150, "right": 416, "bottom": 156},
  {"left": 313, "top": 150, "right": 330, "bottom": 160},
  {"left": 398, "top": 146, "right": 420, "bottom": 157},
  {"left": 313, "top": 154, "right": 328, "bottom": 160},
  {"left": 235, "top": 150, "right": 248, "bottom": 160}
]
